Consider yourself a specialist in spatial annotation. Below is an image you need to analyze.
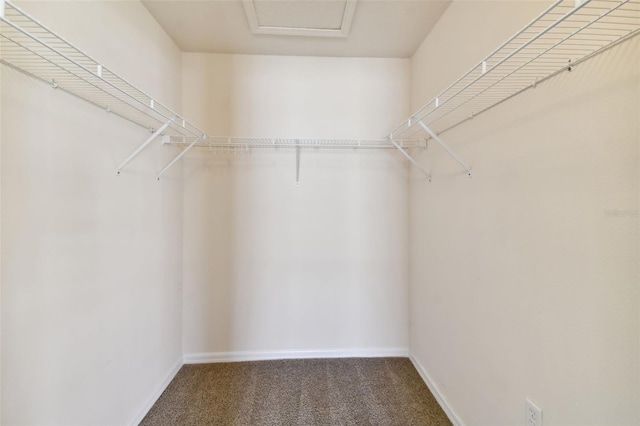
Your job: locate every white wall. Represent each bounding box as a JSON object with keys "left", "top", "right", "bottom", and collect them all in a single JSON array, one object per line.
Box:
[
  {"left": 409, "top": 2, "right": 639, "bottom": 425},
  {"left": 5, "top": 2, "right": 637, "bottom": 425},
  {"left": 1, "top": 2, "right": 183, "bottom": 425},
  {"left": 0, "top": 46, "right": 3, "bottom": 423},
  {"left": 181, "top": 54, "right": 411, "bottom": 357}
]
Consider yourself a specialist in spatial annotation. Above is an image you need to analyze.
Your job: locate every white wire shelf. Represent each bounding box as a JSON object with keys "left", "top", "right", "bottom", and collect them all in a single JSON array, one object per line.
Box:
[
  {"left": 2, "top": 0, "right": 637, "bottom": 180},
  {"left": 0, "top": 0, "right": 207, "bottom": 140},
  {"left": 0, "top": 0, "right": 425, "bottom": 178},
  {"left": 164, "top": 136, "right": 425, "bottom": 151},
  {"left": 389, "top": 0, "right": 640, "bottom": 141}
]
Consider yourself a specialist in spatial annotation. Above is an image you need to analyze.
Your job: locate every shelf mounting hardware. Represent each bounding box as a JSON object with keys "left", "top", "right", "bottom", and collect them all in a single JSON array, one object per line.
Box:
[
  {"left": 389, "top": 136, "right": 431, "bottom": 181},
  {"left": 117, "top": 118, "right": 175, "bottom": 175},
  {"left": 417, "top": 120, "right": 472, "bottom": 177},
  {"left": 156, "top": 134, "right": 204, "bottom": 180}
]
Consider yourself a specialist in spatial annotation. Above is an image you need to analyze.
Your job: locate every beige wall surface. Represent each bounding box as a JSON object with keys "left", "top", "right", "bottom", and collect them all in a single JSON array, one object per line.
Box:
[
  {"left": 3, "top": 1, "right": 638, "bottom": 425},
  {"left": 409, "top": 1, "right": 639, "bottom": 425},
  {"left": 0, "top": 44, "right": 3, "bottom": 422},
  {"left": 1, "top": 2, "right": 184, "bottom": 425},
  {"left": 181, "top": 54, "right": 411, "bottom": 356}
]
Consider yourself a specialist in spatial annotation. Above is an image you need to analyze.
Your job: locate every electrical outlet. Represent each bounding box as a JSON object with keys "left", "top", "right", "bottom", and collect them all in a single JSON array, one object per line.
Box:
[{"left": 526, "top": 398, "right": 542, "bottom": 426}]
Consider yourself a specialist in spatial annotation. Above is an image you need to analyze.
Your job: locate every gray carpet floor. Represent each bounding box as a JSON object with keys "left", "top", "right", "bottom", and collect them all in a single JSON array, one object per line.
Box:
[{"left": 140, "top": 357, "right": 451, "bottom": 426}]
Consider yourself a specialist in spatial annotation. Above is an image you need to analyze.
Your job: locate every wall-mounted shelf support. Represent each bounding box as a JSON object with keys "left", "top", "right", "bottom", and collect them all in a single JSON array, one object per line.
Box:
[
  {"left": 389, "top": 137, "right": 431, "bottom": 181},
  {"left": 157, "top": 134, "right": 204, "bottom": 180},
  {"left": 117, "top": 118, "right": 174, "bottom": 175},
  {"left": 417, "top": 121, "right": 472, "bottom": 177},
  {"left": 295, "top": 145, "right": 301, "bottom": 186}
]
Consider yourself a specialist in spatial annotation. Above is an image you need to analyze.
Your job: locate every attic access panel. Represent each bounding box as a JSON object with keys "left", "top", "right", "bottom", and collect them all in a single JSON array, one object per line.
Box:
[{"left": 242, "top": 0, "right": 358, "bottom": 37}]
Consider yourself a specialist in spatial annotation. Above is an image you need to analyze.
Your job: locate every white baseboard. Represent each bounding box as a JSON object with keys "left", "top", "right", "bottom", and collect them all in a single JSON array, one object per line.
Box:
[
  {"left": 409, "top": 353, "right": 464, "bottom": 426},
  {"left": 129, "top": 357, "right": 183, "bottom": 426},
  {"left": 183, "top": 347, "right": 409, "bottom": 364}
]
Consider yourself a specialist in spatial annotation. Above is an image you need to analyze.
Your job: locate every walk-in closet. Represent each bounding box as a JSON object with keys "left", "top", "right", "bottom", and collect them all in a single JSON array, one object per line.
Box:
[{"left": 1, "top": 0, "right": 638, "bottom": 424}]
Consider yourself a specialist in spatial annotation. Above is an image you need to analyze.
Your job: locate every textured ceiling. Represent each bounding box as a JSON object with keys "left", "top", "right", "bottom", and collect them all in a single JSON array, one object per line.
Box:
[{"left": 142, "top": 0, "right": 451, "bottom": 58}]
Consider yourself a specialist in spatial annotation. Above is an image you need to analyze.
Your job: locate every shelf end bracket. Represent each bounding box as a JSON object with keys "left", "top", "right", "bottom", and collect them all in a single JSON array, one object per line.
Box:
[
  {"left": 156, "top": 135, "right": 203, "bottom": 180},
  {"left": 117, "top": 118, "right": 175, "bottom": 175},
  {"left": 389, "top": 137, "right": 431, "bottom": 181},
  {"left": 417, "top": 120, "right": 472, "bottom": 177}
]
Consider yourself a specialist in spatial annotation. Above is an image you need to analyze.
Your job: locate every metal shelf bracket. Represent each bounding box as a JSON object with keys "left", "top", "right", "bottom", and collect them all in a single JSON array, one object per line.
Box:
[
  {"left": 389, "top": 136, "right": 431, "bottom": 181},
  {"left": 156, "top": 134, "right": 204, "bottom": 180},
  {"left": 117, "top": 118, "right": 175, "bottom": 175},
  {"left": 417, "top": 121, "right": 472, "bottom": 178}
]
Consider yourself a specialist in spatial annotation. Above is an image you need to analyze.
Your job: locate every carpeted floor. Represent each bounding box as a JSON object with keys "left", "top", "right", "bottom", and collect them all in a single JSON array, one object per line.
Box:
[{"left": 140, "top": 357, "right": 451, "bottom": 425}]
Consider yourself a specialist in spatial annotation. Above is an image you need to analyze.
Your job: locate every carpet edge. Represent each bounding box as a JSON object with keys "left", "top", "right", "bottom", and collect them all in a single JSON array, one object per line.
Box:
[
  {"left": 409, "top": 353, "right": 465, "bottom": 426},
  {"left": 129, "top": 357, "right": 184, "bottom": 426}
]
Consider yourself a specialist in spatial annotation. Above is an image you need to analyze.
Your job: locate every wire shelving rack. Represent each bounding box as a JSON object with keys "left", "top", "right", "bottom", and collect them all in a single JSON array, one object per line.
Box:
[
  {"left": 389, "top": 0, "right": 640, "bottom": 142},
  {"left": 1, "top": 0, "right": 638, "bottom": 180},
  {"left": 164, "top": 136, "right": 424, "bottom": 150},
  {"left": 0, "top": 0, "right": 419, "bottom": 178}
]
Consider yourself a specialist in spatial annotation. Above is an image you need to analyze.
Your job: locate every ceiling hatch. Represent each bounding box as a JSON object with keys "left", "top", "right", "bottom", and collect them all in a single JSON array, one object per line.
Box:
[{"left": 242, "top": 0, "right": 358, "bottom": 38}]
